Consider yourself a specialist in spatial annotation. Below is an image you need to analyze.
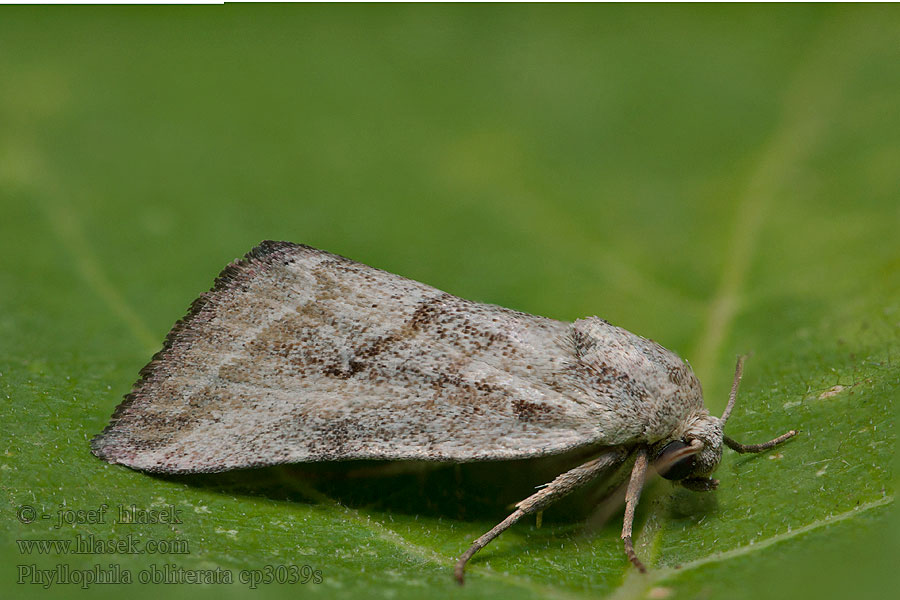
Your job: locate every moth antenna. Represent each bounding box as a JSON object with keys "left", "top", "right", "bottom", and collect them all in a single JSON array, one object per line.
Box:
[
  {"left": 720, "top": 355, "right": 798, "bottom": 453},
  {"left": 724, "top": 430, "right": 798, "bottom": 453},
  {"left": 720, "top": 355, "right": 746, "bottom": 425}
]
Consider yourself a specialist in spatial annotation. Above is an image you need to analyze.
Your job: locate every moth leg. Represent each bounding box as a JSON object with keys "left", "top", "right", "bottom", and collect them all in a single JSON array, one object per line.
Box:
[
  {"left": 454, "top": 447, "right": 629, "bottom": 585},
  {"left": 621, "top": 446, "right": 650, "bottom": 573}
]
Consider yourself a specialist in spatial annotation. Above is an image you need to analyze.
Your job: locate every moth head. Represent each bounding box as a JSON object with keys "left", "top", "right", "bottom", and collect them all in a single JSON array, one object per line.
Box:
[
  {"left": 654, "top": 356, "right": 797, "bottom": 492},
  {"left": 653, "top": 414, "right": 723, "bottom": 491}
]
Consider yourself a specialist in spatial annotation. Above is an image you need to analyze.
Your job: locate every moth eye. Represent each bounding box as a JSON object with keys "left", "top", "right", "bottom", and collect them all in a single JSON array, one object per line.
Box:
[{"left": 656, "top": 440, "right": 697, "bottom": 481}]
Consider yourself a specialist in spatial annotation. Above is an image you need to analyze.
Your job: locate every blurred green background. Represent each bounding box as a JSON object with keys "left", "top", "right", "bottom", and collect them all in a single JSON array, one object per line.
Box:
[{"left": 1, "top": 4, "right": 897, "bottom": 600}]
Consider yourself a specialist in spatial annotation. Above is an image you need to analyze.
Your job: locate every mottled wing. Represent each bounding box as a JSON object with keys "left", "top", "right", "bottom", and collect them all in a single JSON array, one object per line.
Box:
[{"left": 91, "top": 241, "right": 609, "bottom": 473}]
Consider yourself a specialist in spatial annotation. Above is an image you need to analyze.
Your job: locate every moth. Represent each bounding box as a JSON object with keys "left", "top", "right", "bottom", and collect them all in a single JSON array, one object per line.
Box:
[{"left": 92, "top": 241, "right": 796, "bottom": 583}]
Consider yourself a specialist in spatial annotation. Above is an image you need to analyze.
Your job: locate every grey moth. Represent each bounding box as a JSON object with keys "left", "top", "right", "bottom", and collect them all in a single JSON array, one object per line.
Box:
[{"left": 91, "top": 241, "right": 796, "bottom": 582}]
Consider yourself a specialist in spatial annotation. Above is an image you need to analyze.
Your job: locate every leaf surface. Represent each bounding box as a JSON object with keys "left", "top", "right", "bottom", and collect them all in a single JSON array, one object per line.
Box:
[{"left": 1, "top": 5, "right": 896, "bottom": 599}]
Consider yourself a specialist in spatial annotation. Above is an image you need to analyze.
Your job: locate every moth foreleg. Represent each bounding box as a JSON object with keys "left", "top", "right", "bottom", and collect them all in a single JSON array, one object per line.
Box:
[
  {"left": 454, "top": 447, "right": 629, "bottom": 584},
  {"left": 621, "top": 446, "right": 650, "bottom": 572}
]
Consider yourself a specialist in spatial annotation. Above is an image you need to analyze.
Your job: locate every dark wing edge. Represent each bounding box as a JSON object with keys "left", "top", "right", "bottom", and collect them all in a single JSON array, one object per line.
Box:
[{"left": 90, "top": 240, "right": 331, "bottom": 465}]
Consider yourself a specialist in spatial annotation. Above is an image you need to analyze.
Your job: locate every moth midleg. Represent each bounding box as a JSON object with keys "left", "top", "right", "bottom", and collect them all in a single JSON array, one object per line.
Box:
[
  {"left": 454, "top": 447, "right": 629, "bottom": 584},
  {"left": 621, "top": 446, "right": 650, "bottom": 573}
]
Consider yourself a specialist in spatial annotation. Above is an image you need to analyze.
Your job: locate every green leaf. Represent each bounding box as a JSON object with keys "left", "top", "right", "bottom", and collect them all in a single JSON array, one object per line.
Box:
[{"left": 1, "top": 5, "right": 896, "bottom": 600}]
